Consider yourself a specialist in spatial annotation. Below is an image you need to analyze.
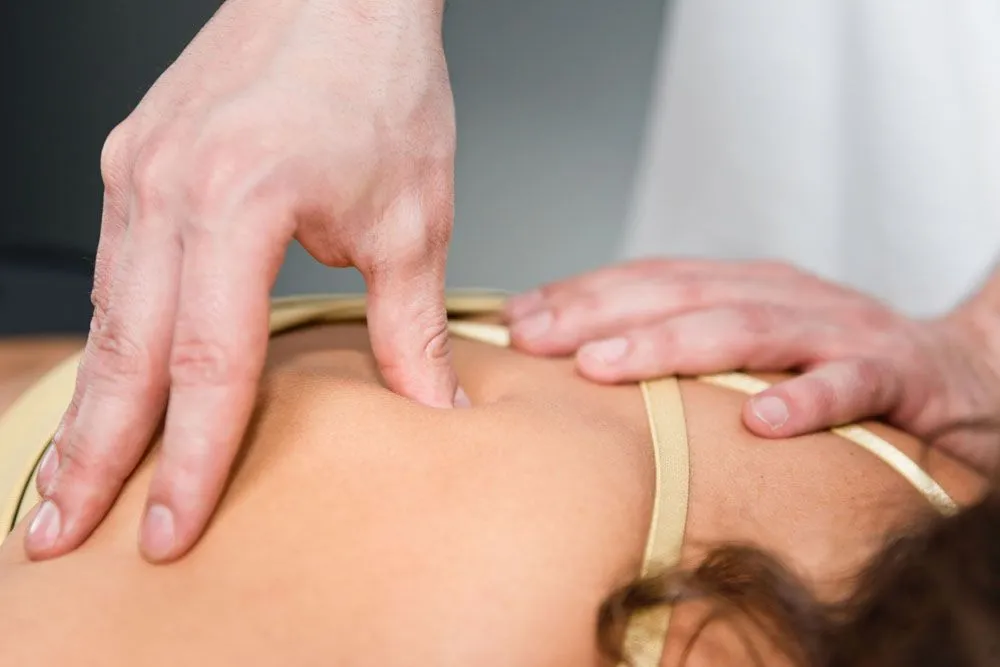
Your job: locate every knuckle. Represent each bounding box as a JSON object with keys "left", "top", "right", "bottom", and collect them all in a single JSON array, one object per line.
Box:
[
  {"left": 405, "top": 297, "right": 453, "bottom": 364},
  {"left": 185, "top": 147, "right": 242, "bottom": 214},
  {"left": 170, "top": 337, "right": 254, "bottom": 388},
  {"left": 131, "top": 140, "right": 176, "bottom": 213},
  {"left": 848, "top": 357, "right": 890, "bottom": 396},
  {"left": 89, "top": 286, "right": 110, "bottom": 324},
  {"left": 57, "top": 436, "right": 125, "bottom": 487},
  {"left": 645, "top": 322, "right": 679, "bottom": 358},
  {"left": 421, "top": 312, "right": 452, "bottom": 364},
  {"left": 799, "top": 374, "right": 839, "bottom": 415},
  {"left": 735, "top": 304, "right": 780, "bottom": 336},
  {"left": 373, "top": 309, "right": 452, "bottom": 391},
  {"left": 411, "top": 185, "right": 456, "bottom": 254},
  {"left": 87, "top": 321, "right": 154, "bottom": 384},
  {"left": 100, "top": 122, "right": 133, "bottom": 189}
]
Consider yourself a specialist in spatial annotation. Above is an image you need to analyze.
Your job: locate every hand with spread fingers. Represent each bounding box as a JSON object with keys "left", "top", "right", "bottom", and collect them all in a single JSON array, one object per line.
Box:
[
  {"left": 504, "top": 258, "right": 1000, "bottom": 472},
  {"left": 26, "top": 0, "right": 462, "bottom": 564}
]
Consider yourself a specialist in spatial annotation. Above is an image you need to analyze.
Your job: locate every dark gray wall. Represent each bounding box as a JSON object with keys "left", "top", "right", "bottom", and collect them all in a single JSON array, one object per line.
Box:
[{"left": 3, "top": 0, "right": 217, "bottom": 250}]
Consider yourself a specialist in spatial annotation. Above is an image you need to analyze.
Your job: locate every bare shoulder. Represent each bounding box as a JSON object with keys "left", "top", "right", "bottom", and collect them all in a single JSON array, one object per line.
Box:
[{"left": 0, "top": 326, "right": 656, "bottom": 667}]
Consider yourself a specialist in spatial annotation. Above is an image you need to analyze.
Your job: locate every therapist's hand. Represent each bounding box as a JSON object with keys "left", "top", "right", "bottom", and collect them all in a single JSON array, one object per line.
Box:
[
  {"left": 27, "top": 0, "right": 460, "bottom": 563},
  {"left": 504, "top": 259, "right": 1000, "bottom": 472}
]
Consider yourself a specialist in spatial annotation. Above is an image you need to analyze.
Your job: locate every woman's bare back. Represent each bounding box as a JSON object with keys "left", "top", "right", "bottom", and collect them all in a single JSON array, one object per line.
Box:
[{"left": 0, "top": 321, "right": 985, "bottom": 666}]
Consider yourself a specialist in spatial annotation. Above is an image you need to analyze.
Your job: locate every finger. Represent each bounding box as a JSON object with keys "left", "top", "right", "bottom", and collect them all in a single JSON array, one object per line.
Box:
[
  {"left": 26, "top": 209, "right": 182, "bottom": 560},
  {"left": 508, "top": 271, "right": 851, "bottom": 357},
  {"left": 39, "top": 145, "right": 132, "bottom": 494},
  {"left": 741, "top": 358, "right": 902, "bottom": 438},
  {"left": 362, "top": 189, "right": 459, "bottom": 409},
  {"left": 574, "top": 305, "right": 836, "bottom": 383},
  {"left": 140, "top": 216, "right": 288, "bottom": 562},
  {"left": 503, "top": 258, "right": 802, "bottom": 321},
  {"left": 519, "top": 259, "right": 826, "bottom": 355}
]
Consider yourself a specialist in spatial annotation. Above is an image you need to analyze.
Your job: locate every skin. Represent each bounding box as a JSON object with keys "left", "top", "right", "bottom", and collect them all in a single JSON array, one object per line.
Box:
[
  {"left": 0, "top": 323, "right": 987, "bottom": 666},
  {"left": 27, "top": 0, "right": 462, "bottom": 565},
  {"left": 504, "top": 259, "right": 1000, "bottom": 474},
  {"left": 25, "top": 0, "right": 998, "bottom": 583}
]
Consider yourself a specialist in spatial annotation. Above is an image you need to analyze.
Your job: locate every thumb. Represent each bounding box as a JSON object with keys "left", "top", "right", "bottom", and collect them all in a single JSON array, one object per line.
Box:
[
  {"left": 362, "top": 245, "right": 463, "bottom": 410},
  {"left": 741, "top": 358, "right": 902, "bottom": 438}
]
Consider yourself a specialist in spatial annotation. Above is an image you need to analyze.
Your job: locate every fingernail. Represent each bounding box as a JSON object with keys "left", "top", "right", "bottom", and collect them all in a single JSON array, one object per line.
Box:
[
  {"left": 27, "top": 500, "right": 62, "bottom": 550},
  {"left": 38, "top": 444, "right": 59, "bottom": 483},
  {"left": 454, "top": 386, "right": 472, "bottom": 409},
  {"left": 504, "top": 290, "right": 544, "bottom": 320},
  {"left": 579, "top": 337, "right": 630, "bottom": 365},
  {"left": 751, "top": 396, "right": 789, "bottom": 430},
  {"left": 511, "top": 309, "right": 553, "bottom": 341},
  {"left": 141, "top": 504, "right": 176, "bottom": 561}
]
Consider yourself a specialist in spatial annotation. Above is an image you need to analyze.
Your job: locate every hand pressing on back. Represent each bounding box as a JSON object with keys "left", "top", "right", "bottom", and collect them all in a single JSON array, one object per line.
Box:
[
  {"left": 28, "top": 0, "right": 462, "bottom": 564},
  {"left": 505, "top": 259, "right": 1000, "bottom": 473}
]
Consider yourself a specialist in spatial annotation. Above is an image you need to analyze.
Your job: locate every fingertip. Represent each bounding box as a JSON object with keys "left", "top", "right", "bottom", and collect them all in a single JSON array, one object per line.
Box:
[
  {"left": 453, "top": 385, "right": 472, "bottom": 409},
  {"left": 744, "top": 393, "right": 798, "bottom": 438},
  {"left": 574, "top": 339, "right": 631, "bottom": 384},
  {"left": 24, "top": 499, "right": 63, "bottom": 560},
  {"left": 364, "top": 274, "right": 458, "bottom": 408},
  {"left": 139, "top": 502, "right": 178, "bottom": 563}
]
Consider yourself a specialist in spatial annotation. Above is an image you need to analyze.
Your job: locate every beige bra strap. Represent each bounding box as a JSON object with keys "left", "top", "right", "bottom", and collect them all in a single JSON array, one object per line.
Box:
[
  {"left": 269, "top": 291, "right": 509, "bottom": 333},
  {"left": 620, "top": 377, "right": 691, "bottom": 667},
  {"left": 698, "top": 373, "right": 958, "bottom": 516},
  {"left": 446, "top": 321, "right": 690, "bottom": 667},
  {"left": 0, "top": 293, "right": 510, "bottom": 534},
  {"left": 0, "top": 352, "right": 83, "bottom": 532}
]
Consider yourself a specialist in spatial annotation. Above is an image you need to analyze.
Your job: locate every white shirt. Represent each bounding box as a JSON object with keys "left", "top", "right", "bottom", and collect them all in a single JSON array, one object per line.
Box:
[{"left": 620, "top": 0, "right": 1000, "bottom": 316}]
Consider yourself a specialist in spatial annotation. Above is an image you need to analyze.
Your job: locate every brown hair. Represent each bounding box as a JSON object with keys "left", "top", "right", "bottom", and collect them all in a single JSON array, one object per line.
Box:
[{"left": 598, "top": 438, "right": 1000, "bottom": 666}]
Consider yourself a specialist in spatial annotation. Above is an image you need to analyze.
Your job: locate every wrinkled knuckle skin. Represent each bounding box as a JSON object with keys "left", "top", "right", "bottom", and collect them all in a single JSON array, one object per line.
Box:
[
  {"left": 170, "top": 338, "right": 250, "bottom": 388},
  {"left": 57, "top": 434, "right": 127, "bottom": 489},
  {"left": 849, "top": 357, "right": 890, "bottom": 398},
  {"left": 422, "top": 318, "right": 453, "bottom": 365},
  {"left": 801, "top": 374, "right": 839, "bottom": 416},
  {"left": 88, "top": 322, "right": 155, "bottom": 386},
  {"left": 89, "top": 289, "right": 110, "bottom": 329}
]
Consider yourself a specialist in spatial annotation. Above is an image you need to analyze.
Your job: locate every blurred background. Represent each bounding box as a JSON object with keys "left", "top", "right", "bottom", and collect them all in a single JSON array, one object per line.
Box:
[
  {"left": 1, "top": 0, "right": 667, "bottom": 334},
  {"left": 3, "top": 1, "right": 998, "bottom": 335}
]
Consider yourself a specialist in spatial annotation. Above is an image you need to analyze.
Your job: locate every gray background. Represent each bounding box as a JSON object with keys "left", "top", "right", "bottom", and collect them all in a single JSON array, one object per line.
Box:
[{"left": 2, "top": 0, "right": 667, "bottom": 332}]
